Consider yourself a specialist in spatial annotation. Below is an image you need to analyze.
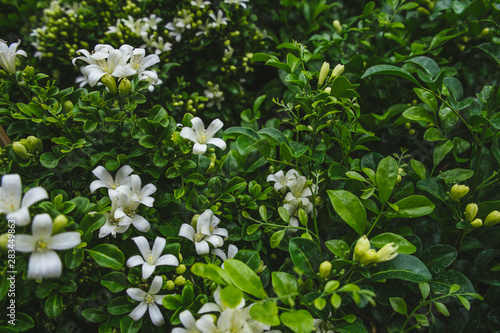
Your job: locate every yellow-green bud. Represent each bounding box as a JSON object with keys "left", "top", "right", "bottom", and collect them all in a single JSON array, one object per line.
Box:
[
  {"left": 24, "top": 66, "right": 35, "bottom": 77},
  {"left": 256, "top": 260, "right": 267, "bottom": 274},
  {"left": 324, "top": 87, "right": 331, "bottom": 95},
  {"left": 417, "top": 7, "right": 430, "bottom": 15},
  {"left": 0, "top": 233, "right": 9, "bottom": 251},
  {"left": 174, "top": 275, "right": 186, "bottom": 286},
  {"left": 63, "top": 100, "right": 73, "bottom": 113},
  {"left": 409, "top": 129, "right": 416, "bottom": 135},
  {"left": 13, "top": 141, "right": 29, "bottom": 159},
  {"left": 26, "top": 136, "right": 41, "bottom": 154},
  {"left": 52, "top": 215, "right": 68, "bottom": 234},
  {"left": 450, "top": 184, "right": 469, "bottom": 201},
  {"left": 175, "top": 264, "right": 186, "bottom": 275},
  {"left": 485, "top": 211, "right": 500, "bottom": 227},
  {"left": 318, "top": 62, "right": 330, "bottom": 87},
  {"left": 119, "top": 78, "right": 132, "bottom": 96},
  {"left": 360, "top": 249, "right": 376, "bottom": 266},
  {"left": 101, "top": 74, "right": 117, "bottom": 94},
  {"left": 396, "top": 175, "right": 402, "bottom": 184},
  {"left": 166, "top": 280, "right": 176, "bottom": 290},
  {"left": 333, "top": 20, "right": 342, "bottom": 34},
  {"left": 465, "top": 203, "right": 478, "bottom": 222},
  {"left": 353, "top": 235, "right": 370, "bottom": 262},
  {"left": 404, "top": 122, "right": 411, "bottom": 130},
  {"left": 373, "top": 242, "right": 399, "bottom": 263},
  {"left": 319, "top": 261, "right": 332, "bottom": 279},
  {"left": 470, "top": 218, "right": 483, "bottom": 228},
  {"left": 330, "top": 64, "right": 345, "bottom": 80},
  {"left": 191, "top": 214, "right": 200, "bottom": 228},
  {"left": 479, "top": 28, "right": 490, "bottom": 37}
]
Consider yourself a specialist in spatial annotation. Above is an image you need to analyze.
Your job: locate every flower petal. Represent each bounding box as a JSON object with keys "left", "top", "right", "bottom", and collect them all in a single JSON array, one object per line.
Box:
[
  {"left": 206, "top": 119, "right": 224, "bottom": 138},
  {"left": 21, "top": 187, "right": 48, "bottom": 208},
  {"left": 133, "top": 236, "right": 151, "bottom": 258},
  {"left": 192, "top": 142, "right": 207, "bottom": 155},
  {"left": 7, "top": 207, "right": 31, "bottom": 226},
  {"left": 204, "top": 235, "right": 223, "bottom": 248},
  {"left": 211, "top": 248, "right": 227, "bottom": 261},
  {"left": 155, "top": 254, "right": 179, "bottom": 267},
  {"left": 198, "top": 302, "right": 221, "bottom": 314},
  {"left": 127, "top": 288, "right": 147, "bottom": 302},
  {"left": 129, "top": 301, "right": 148, "bottom": 321},
  {"left": 32, "top": 214, "right": 53, "bottom": 239},
  {"left": 15, "top": 234, "right": 36, "bottom": 252},
  {"left": 190, "top": 117, "right": 205, "bottom": 135},
  {"left": 228, "top": 244, "right": 238, "bottom": 259},
  {"left": 179, "top": 310, "right": 198, "bottom": 330},
  {"left": 47, "top": 232, "right": 81, "bottom": 250},
  {"left": 149, "top": 275, "right": 163, "bottom": 294},
  {"left": 115, "top": 165, "right": 134, "bottom": 185},
  {"left": 142, "top": 263, "right": 156, "bottom": 279},
  {"left": 212, "top": 228, "right": 228, "bottom": 238},
  {"left": 92, "top": 166, "right": 114, "bottom": 186},
  {"left": 178, "top": 224, "right": 195, "bottom": 241},
  {"left": 207, "top": 138, "right": 226, "bottom": 151},
  {"left": 151, "top": 237, "right": 166, "bottom": 260},
  {"left": 180, "top": 127, "right": 198, "bottom": 143},
  {"left": 127, "top": 255, "right": 144, "bottom": 268},
  {"left": 132, "top": 215, "right": 151, "bottom": 232},
  {"left": 148, "top": 303, "right": 165, "bottom": 326},
  {"left": 195, "top": 240, "right": 210, "bottom": 255},
  {"left": 89, "top": 180, "right": 108, "bottom": 193},
  {"left": 1, "top": 174, "right": 22, "bottom": 209},
  {"left": 28, "top": 250, "right": 62, "bottom": 280}
]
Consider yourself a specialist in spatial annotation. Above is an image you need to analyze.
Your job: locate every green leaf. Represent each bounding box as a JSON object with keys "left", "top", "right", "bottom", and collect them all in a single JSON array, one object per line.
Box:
[
  {"left": 406, "top": 56, "right": 440, "bottom": 77},
  {"left": 424, "top": 127, "right": 446, "bottom": 141},
  {"left": 414, "top": 314, "right": 430, "bottom": 326},
  {"left": 433, "top": 140, "right": 454, "bottom": 168},
  {"left": 272, "top": 272, "right": 298, "bottom": 306},
  {"left": 278, "top": 206, "right": 290, "bottom": 223},
  {"left": 224, "top": 127, "right": 261, "bottom": 141},
  {"left": 44, "top": 291, "right": 63, "bottom": 318},
  {"left": 331, "top": 293, "right": 342, "bottom": 309},
  {"left": 280, "top": 310, "right": 314, "bottom": 333},
  {"left": 14, "top": 312, "right": 35, "bottom": 331},
  {"left": 411, "top": 159, "right": 427, "bottom": 179},
  {"left": 376, "top": 156, "right": 399, "bottom": 204},
  {"left": 120, "top": 315, "right": 142, "bottom": 333},
  {"left": 371, "top": 233, "right": 416, "bottom": 254},
  {"left": 249, "top": 301, "right": 281, "bottom": 326},
  {"left": 361, "top": 64, "right": 422, "bottom": 87},
  {"left": 289, "top": 238, "right": 321, "bottom": 278},
  {"left": 325, "top": 239, "right": 350, "bottom": 259},
  {"left": 79, "top": 213, "right": 106, "bottom": 243},
  {"left": 82, "top": 308, "right": 108, "bottom": 322},
  {"left": 457, "top": 295, "right": 471, "bottom": 310},
  {"left": 419, "top": 282, "right": 430, "bottom": 299},
  {"left": 370, "top": 254, "right": 432, "bottom": 282},
  {"left": 247, "top": 224, "right": 260, "bottom": 235},
  {"left": 420, "top": 244, "right": 457, "bottom": 275},
  {"left": 88, "top": 244, "right": 125, "bottom": 270},
  {"left": 258, "top": 127, "right": 287, "bottom": 144},
  {"left": 163, "top": 294, "right": 182, "bottom": 310},
  {"left": 403, "top": 106, "right": 434, "bottom": 123},
  {"left": 233, "top": 250, "right": 261, "bottom": 272},
  {"left": 414, "top": 88, "right": 438, "bottom": 113},
  {"left": 434, "top": 301, "right": 450, "bottom": 316},
  {"left": 389, "top": 297, "right": 407, "bottom": 315},
  {"left": 270, "top": 229, "right": 285, "bottom": 248},
  {"left": 387, "top": 195, "right": 435, "bottom": 219},
  {"left": 220, "top": 285, "right": 244, "bottom": 309},
  {"left": 101, "top": 272, "right": 128, "bottom": 293},
  {"left": 190, "top": 263, "right": 231, "bottom": 286},
  {"left": 40, "top": 152, "right": 61, "bottom": 168},
  {"left": 325, "top": 280, "right": 340, "bottom": 292},
  {"left": 224, "top": 259, "right": 267, "bottom": 299},
  {"left": 327, "top": 190, "right": 367, "bottom": 235},
  {"left": 430, "top": 270, "right": 475, "bottom": 296},
  {"left": 287, "top": 53, "right": 301, "bottom": 72},
  {"left": 476, "top": 43, "right": 500, "bottom": 67},
  {"left": 107, "top": 296, "right": 133, "bottom": 315}
]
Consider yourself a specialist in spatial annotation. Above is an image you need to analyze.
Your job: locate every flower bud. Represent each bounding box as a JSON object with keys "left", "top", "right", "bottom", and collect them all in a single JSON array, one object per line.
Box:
[
  {"left": 465, "top": 203, "right": 478, "bottom": 222},
  {"left": 191, "top": 214, "right": 200, "bottom": 228},
  {"left": 13, "top": 141, "right": 29, "bottom": 160},
  {"left": 166, "top": 280, "right": 176, "bottom": 290},
  {"left": 63, "top": 100, "right": 73, "bottom": 113},
  {"left": 319, "top": 261, "right": 332, "bottom": 279},
  {"left": 396, "top": 175, "right": 402, "bottom": 184},
  {"left": 373, "top": 242, "right": 399, "bottom": 263},
  {"left": 479, "top": 28, "right": 490, "bottom": 37},
  {"left": 485, "top": 211, "right": 500, "bottom": 227},
  {"left": 174, "top": 275, "right": 186, "bottom": 286},
  {"left": 353, "top": 235, "right": 370, "bottom": 262},
  {"left": 404, "top": 122, "right": 411, "bottom": 130},
  {"left": 470, "top": 218, "right": 483, "bottom": 228},
  {"left": 324, "top": 87, "right": 331, "bottom": 95},
  {"left": 175, "top": 264, "right": 186, "bottom": 275},
  {"left": 330, "top": 64, "right": 344, "bottom": 80},
  {"left": 409, "top": 129, "right": 416, "bottom": 135},
  {"left": 101, "top": 74, "right": 117, "bottom": 94},
  {"left": 52, "top": 215, "right": 68, "bottom": 234},
  {"left": 360, "top": 249, "right": 376, "bottom": 266},
  {"left": 417, "top": 7, "right": 430, "bottom": 15},
  {"left": 119, "top": 78, "right": 132, "bottom": 96},
  {"left": 0, "top": 233, "right": 8, "bottom": 251},
  {"left": 24, "top": 66, "right": 35, "bottom": 77},
  {"left": 333, "top": 20, "right": 342, "bottom": 34},
  {"left": 318, "top": 62, "right": 330, "bottom": 87},
  {"left": 26, "top": 136, "right": 40, "bottom": 154},
  {"left": 450, "top": 184, "right": 469, "bottom": 201}
]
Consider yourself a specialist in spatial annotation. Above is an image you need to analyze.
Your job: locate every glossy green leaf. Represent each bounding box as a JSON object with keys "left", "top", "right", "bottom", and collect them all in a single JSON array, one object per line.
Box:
[
  {"left": 387, "top": 195, "right": 435, "bottom": 218},
  {"left": 325, "top": 239, "right": 350, "bottom": 259},
  {"left": 249, "top": 301, "right": 280, "bottom": 325},
  {"left": 403, "top": 106, "right": 434, "bottom": 123},
  {"left": 281, "top": 310, "right": 314, "bottom": 333},
  {"left": 220, "top": 285, "right": 244, "bottom": 309},
  {"left": 107, "top": 296, "right": 133, "bottom": 315},
  {"left": 376, "top": 156, "right": 399, "bottom": 204},
  {"left": 327, "top": 190, "right": 367, "bottom": 235},
  {"left": 420, "top": 244, "right": 457, "bottom": 275},
  {"left": 414, "top": 88, "right": 438, "bottom": 112},
  {"left": 270, "top": 229, "right": 285, "bottom": 248},
  {"left": 289, "top": 238, "right": 321, "bottom": 278},
  {"left": 233, "top": 250, "right": 261, "bottom": 272},
  {"left": 361, "top": 64, "right": 422, "bottom": 86},
  {"left": 433, "top": 140, "right": 454, "bottom": 168},
  {"left": 389, "top": 297, "right": 407, "bottom": 314},
  {"left": 88, "top": 244, "right": 125, "bottom": 270},
  {"left": 82, "top": 308, "right": 108, "bottom": 322},
  {"left": 272, "top": 272, "right": 298, "bottom": 306},
  {"left": 190, "top": 263, "right": 231, "bottom": 286},
  {"left": 101, "top": 272, "right": 128, "bottom": 293},
  {"left": 224, "top": 259, "right": 267, "bottom": 299},
  {"left": 370, "top": 254, "right": 432, "bottom": 282}
]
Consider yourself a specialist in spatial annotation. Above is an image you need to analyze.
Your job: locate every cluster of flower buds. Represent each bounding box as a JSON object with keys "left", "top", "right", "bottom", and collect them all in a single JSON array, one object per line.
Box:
[
  {"left": 12, "top": 136, "right": 43, "bottom": 160},
  {"left": 318, "top": 61, "right": 345, "bottom": 88},
  {"left": 353, "top": 235, "right": 399, "bottom": 266}
]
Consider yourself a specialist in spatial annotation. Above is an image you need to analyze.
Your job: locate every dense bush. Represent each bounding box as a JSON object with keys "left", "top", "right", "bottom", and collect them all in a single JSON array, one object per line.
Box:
[{"left": 1, "top": 0, "right": 500, "bottom": 332}]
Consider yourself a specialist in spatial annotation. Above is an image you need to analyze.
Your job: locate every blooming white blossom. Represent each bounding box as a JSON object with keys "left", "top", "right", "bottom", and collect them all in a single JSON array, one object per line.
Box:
[
  {"left": 128, "top": 48, "right": 160, "bottom": 83},
  {"left": 126, "top": 236, "right": 179, "bottom": 279},
  {"left": 204, "top": 84, "right": 224, "bottom": 109},
  {"left": 127, "top": 275, "right": 166, "bottom": 326},
  {"left": 90, "top": 165, "right": 133, "bottom": 194},
  {"left": 209, "top": 10, "right": 229, "bottom": 28},
  {"left": 284, "top": 175, "right": 316, "bottom": 206},
  {"left": 113, "top": 186, "right": 151, "bottom": 233},
  {"left": 120, "top": 174, "right": 157, "bottom": 207},
  {"left": 99, "top": 198, "right": 129, "bottom": 238},
  {"left": 179, "top": 209, "right": 227, "bottom": 255},
  {"left": 191, "top": 0, "right": 211, "bottom": 8},
  {"left": 283, "top": 198, "right": 313, "bottom": 230},
  {"left": 0, "top": 174, "right": 48, "bottom": 226},
  {"left": 266, "top": 169, "right": 299, "bottom": 192},
  {"left": 149, "top": 36, "right": 172, "bottom": 55},
  {"left": 16, "top": 214, "right": 81, "bottom": 279},
  {"left": 313, "top": 318, "right": 334, "bottom": 333},
  {"left": 212, "top": 244, "right": 238, "bottom": 268},
  {"left": 180, "top": 117, "right": 227, "bottom": 155},
  {"left": 224, "top": 0, "right": 249, "bottom": 8},
  {"left": 172, "top": 310, "right": 203, "bottom": 333},
  {"left": 0, "top": 40, "right": 27, "bottom": 74}
]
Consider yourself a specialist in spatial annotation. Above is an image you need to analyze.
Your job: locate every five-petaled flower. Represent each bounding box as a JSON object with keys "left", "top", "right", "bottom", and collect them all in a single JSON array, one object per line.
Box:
[
  {"left": 179, "top": 209, "right": 228, "bottom": 255},
  {"left": 16, "top": 213, "right": 81, "bottom": 280},
  {"left": 0, "top": 39, "right": 27, "bottom": 74},
  {"left": 180, "top": 117, "right": 227, "bottom": 155},
  {"left": 126, "top": 236, "right": 179, "bottom": 279},
  {"left": 127, "top": 275, "right": 166, "bottom": 326}
]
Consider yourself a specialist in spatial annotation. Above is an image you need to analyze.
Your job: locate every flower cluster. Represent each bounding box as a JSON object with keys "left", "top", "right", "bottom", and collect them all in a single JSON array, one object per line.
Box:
[
  {"left": 267, "top": 169, "right": 318, "bottom": 229},
  {"left": 72, "top": 44, "right": 160, "bottom": 87},
  {"left": 353, "top": 235, "right": 399, "bottom": 266},
  {"left": 90, "top": 165, "right": 157, "bottom": 237},
  {"left": 179, "top": 209, "right": 228, "bottom": 255},
  {"left": 174, "top": 287, "right": 276, "bottom": 333}
]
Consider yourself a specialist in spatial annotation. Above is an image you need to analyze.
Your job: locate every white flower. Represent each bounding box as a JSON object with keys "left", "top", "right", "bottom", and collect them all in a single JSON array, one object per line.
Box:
[
  {"left": 211, "top": 244, "right": 238, "bottom": 268},
  {"left": 127, "top": 236, "right": 179, "bottom": 279},
  {"left": 313, "top": 318, "right": 334, "bottom": 333},
  {"left": 90, "top": 165, "right": 133, "bottom": 193},
  {"left": 224, "top": 0, "right": 249, "bottom": 8},
  {"left": 284, "top": 175, "right": 315, "bottom": 206},
  {"left": 166, "top": 18, "right": 187, "bottom": 42},
  {"left": 150, "top": 36, "right": 172, "bottom": 55},
  {"left": 209, "top": 10, "right": 229, "bottom": 28},
  {"left": 180, "top": 117, "right": 227, "bottom": 155},
  {"left": 266, "top": 169, "right": 299, "bottom": 192},
  {"left": 283, "top": 198, "right": 313, "bottom": 231},
  {"left": 191, "top": 0, "right": 211, "bottom": 8},
  {"left": 15, "top": 214, "right": 81, "bottom": 280},
  {"left": 113, "top": 187, "right": 151, "bottom": 233},
  {"left": 127, "top": 276, "right": 166, "bottom": 326},
  {"left": 197, "top": 307, "right": 271, "bottom": 333},
  {"left": 128, "top": 48, "right": 160, "bottom": 83},
  {"left": 121, "top": 174, "right": 157, "bottom": 207},
  {"left": 144, "top": 14, "right": 162, "bottom": 30},
  {"left": 173, "top": 310, "right": 203, "bottom": 333},
  {"left": 204, "top": 84, "right": 224, "bottom": 109},
  {"left": 0, "top": 40, "right": 27, "bottom": 74},
  {"left": 0, "top": 174, "right": 48, "bottom": 226},
  {"left": 99, "top": 198, "right": 130, "bottom": 238},
  {"left": 179, "top": 209, "right": 228, "bottom": 255}
]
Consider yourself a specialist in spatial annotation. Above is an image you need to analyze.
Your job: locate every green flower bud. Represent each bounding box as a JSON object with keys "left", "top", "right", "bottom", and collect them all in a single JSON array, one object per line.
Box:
[
  {"left": 101, "top": 74, "right": 117, "bottom": 94},
  {"left": 26, "top": 136, "right": 39, "bottom": 154},
  {"left": 63, "top": 100, "right": 73, "bottom": 113},
  {"left": 465, "top": 203, "right": 478, "bottom": 222},
  {"left": 353, "top": 235, "right": 370, "bottom": 262},
  {"left": 324, "top": 87, "right": 331, "bottom": 95},
  {"left": 175, "top": 264, "right": 186, "bottom": 275},
  {"left": 333, "top": 20, "right": 342, "bottom": 34},
  {"left": 373, "top": 242, "right": 399, "bottom": 263},
  {"left": 319, "top": 261, "right": 332, "bottom": 279},
  {"left": 52, "top": 215, "right": 68, "bottom": 234},
  {"left": 409, "top": 129, "right": 416, "bottom": 135},
  {"left": 485, "top": 211, "right": 500, "bottom": 227},
  {"left": 318, "top": 62, "right": 330, "bottom": 87},
  {"left": 330, "top": 64, "right": 345, "bottom": 80},
  {"left": 450, "top": 184, "right": 469, "bottom": 201},
  {"left": 479, "top": 27, "right": 490, "bottom": 37},
  {"left": 404, "top": 122, "right": 411, "bottom": 130},
  {"left": 0, "top": 233, "right": 9, "bottom": 251},
  {"left": 396, "top": 175, "right": 402, "bottom": 184},
  {"left": 119, "top": 78, "right": 132, "bottom": 96},
  {"left": 417, "top": 7, "right": 430, "bottom": 15},
  {"left": 191, "top": 214, "right": 200, "bottom": 228},
  {"left": 166, "top": 280, "right": 176, "bottom": 290},
  {"left": 360, "top": 249, "right": 376, "bottom": 266},
  {"left": 13, "top": 141, "right": 29, "bottom": 159},
  {"left": 256, "top": 260, "right": 267, "bottom": 274},
  {"left": 470, "top": 218, "right": 483, "bottom": 228},
  {"left": 174, "top": 275, "right": 186, "bottom": 286},
  {"left": 24, "top": 66, "right": 35, "bottom": 77}
]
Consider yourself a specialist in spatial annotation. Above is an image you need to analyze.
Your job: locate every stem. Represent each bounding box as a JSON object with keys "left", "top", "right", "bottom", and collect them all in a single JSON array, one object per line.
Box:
[{"left": 367, "top": 205, "right": 384, "bottom": 236}]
